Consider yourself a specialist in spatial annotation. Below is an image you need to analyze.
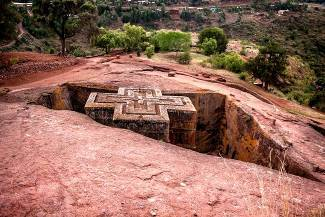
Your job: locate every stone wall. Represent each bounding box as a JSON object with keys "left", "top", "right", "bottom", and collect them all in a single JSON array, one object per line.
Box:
[{"left": 165, "top": 91, "right": 226, "bottom": 153}]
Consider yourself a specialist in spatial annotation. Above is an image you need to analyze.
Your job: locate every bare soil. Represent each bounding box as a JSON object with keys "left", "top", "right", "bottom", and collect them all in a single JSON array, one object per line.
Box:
[{"left": 0, "top": 52, "right": 82, "bottom": 86}]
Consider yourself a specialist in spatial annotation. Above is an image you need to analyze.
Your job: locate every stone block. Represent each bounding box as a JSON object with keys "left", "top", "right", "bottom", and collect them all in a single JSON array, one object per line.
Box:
[{"left": 85, "top": 87, "right": 197, "bottom": 146}]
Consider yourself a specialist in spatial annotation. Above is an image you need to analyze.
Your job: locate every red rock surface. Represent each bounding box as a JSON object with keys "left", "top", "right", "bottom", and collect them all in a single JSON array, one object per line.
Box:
[
  {"left": 0, "top": 52, "right": 324, "bottom": 216},
  {"left": 0, "top": 52, "right": 81, "bottom": 84},
  {"left": 0, "top": 102, "right": 324, "bottom": 216}
]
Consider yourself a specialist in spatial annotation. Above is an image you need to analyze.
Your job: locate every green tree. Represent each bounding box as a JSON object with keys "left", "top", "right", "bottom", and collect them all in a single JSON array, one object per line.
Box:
[
  {"left": 198, "top": 27, "right": 228, "bottom": 53},
  {"left": 151, "top": 30, "right": 191, "bottom": 52},
  {"left": 0, "top": 0, "right": 20, "bottom": 41},
  {"left": 247, "top": 41, "right": 287, "bottom": 90},
  {"left": 180, "top": 8, "right": 191, "bottom": 21},
  {"left": 96, "top": 29, "right": 122, "bottom": 54},
  {"left": 251, "top": 0, "right": 269, "bottom": 10},
  {"left": 32, "top": 0, "right": 93, "bottom": 55},
  {"left": 201, "top": 38, "right": 218, "bottom": 56},
  {"left": 210, "top": 52, "right": 245, "bottom": 73},
  {"left": 80, "top": 1, "right": 98, "bottom": 43},
  {"left": 122, "top": 23, "right": 146, "bottom": 52}
]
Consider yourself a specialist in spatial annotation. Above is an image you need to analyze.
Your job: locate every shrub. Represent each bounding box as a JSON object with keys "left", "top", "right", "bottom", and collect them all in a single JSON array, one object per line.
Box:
[
  {"left": 72, "top": 48, "right": 86, "bottom": 57},
  {"left": 201, "top": 38, "right": 218, "bottom": 56},
  {"left": 0, "top": 2, "right": 20, "bottom": 40},
  {"left": 309, "top": 77, "right": 325, "bottom": 112},
  {"left": 286, "top": 90, "right": 313, "bottom": 105},
  {"left": 239, "top": 71, "right": 249, "bottom": 80},
  {"left": 49, "top": 48, "right": 55, "bottom": 54},
  {"left": 0, "top": 57, "right": 19, "bottom": 69},
  {"left": 9, "top": 58, "right": 19, "bottom": 65},
  {"left": 150, "top": 30, "right": 191, "bottom": 52},
  {"left": 198, "top": 27, "right": 228, "bottom": 53},
  {"left": 96, "top": 29, "right": 124, "bottom": 54},
  {"left": 140, "top": 42, "right": 151, "bottom": 51},
  {"left": 96, "top": 24, "right": 147, "bottom": 54},
  {"left": 145, "top": 45, "right": 155, "bottom": 58},
  {"left": 210, "top": 52, "right": 245, "bottom": 73},
  {"left": 28, "top": 26, "right": 48, "bottom": 39},
  {"left": 199, "top": 60, "right": 209, "bottom": 67},
  {"left": 180, "top": 8, "right": 192, "bottom": 21},
  {"left": 122, "top": 23, "right": 146, "bottom": 52},
  {"left": 178, "top": 52, "right": 191, "bottom": 65}
]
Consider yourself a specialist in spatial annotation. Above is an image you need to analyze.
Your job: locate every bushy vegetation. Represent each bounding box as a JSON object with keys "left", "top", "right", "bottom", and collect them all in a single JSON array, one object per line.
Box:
[
  {"left": 200, "top": 38, "right": 218, "bottom": 56},
  {"left": 151, "top": 31, "right": 191, "bottom": 52},
  {"left": 222, "top": 7, "right": 324, "bottom": 110},
  {"left": 145, "top": 45, "right": 155, "bottom": 58},
  {"left": 122, "top": 23, "right": 146, "bottom": 52},
  {"left": 239, "top": 71, "right": 249, "bottom": 81},
  {"left": 180, "top": 8, "right": 206, "bottom": 23},
  {"left": 277, "top": 56, "right": 319, "bottom": 108},
  {"left": 96, "top": 29, "right": 123, "bottom": 54},
  {"left": 198, "top": 27, "right": 228, "bottom": 53},
  {"left": 71, "top": 47, "right": 87, "bottom": 57},
  {"left": 309, "top": 82, "right": 325, "bottom": 111},
  {"left": 95, "top": 26, "right": 191, "bottom": 58},
  {"left": 0, "top": 0, "right": 20, "bottom": 41},
  {"left": 210, "top": 52, "right": 245, "bottom": 73},
  {"left": 96, "top": 0, "right": 170, "bottom": 27},
  {"left": 178, "top": 52, "right": 191, "bottom": 65},
  {"left": 251, "top": 0, "right": 306, "bottom": 11},
  {"left": 32, "top": 0, "right": 96, "bottom": 54},
  {"left": 122, "top": 6, "right": 169, "bottom": 24},
  {"left": 18, "top": 7, "right": 49, "bottom": 39},
  {"left": 95, "top": 24, "right": 147, "bottom": 53},
  {"left": 247, "top": 41, "right": 287, "bottom": 90}
]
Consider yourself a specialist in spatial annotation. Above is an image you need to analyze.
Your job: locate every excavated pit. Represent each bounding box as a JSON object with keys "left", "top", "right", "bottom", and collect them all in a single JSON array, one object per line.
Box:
[{"left": 37, "top": 83, "right": 321, "bottom": 182}]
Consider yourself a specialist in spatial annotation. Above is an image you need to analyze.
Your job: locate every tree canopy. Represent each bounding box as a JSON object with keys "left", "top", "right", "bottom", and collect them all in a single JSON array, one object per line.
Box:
[
  {"left": 198, "top": 27, "right": 228, "bottom": 53},
  {"left": 32, "top": 0, "right": 95, "bottom": 54},
  {"left": 201, "top": 38, "right": 218, "bottom": 56},
  {"left": 0, "top": 0, "right": 21, "bottom": 41},
  {"left": 96, "top": 29, "right": 123, "bottom": 54},
  {"left": 122, "top": 23, "right": 146, "bottom": 52},
  {"left": 151, "top": 30, "right": 191, "bottom": 52},
  {"left": 247, "top": 41, "right": 287, "bottom": 90},
  {"left": 95, "top": 24, "right": 147, "bottom": 53}
]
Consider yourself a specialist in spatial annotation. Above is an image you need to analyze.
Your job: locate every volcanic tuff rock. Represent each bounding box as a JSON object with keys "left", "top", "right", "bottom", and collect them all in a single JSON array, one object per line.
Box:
[{"left": 0, "top": 54, "right": 324, "bottom": 216}]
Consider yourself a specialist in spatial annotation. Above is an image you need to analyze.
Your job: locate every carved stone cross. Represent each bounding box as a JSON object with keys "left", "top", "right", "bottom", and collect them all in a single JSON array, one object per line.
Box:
[{"left": 85, "top": 87, "right": 197, "bottom": 145}]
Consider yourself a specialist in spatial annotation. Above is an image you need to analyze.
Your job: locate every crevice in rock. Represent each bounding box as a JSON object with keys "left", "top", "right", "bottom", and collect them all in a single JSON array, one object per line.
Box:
[
  {"left": 37, "top": 82, "right": 323, "bottom": 183},
  {"left": 308, "top": 122, "right": 325, "bottom": 136}
]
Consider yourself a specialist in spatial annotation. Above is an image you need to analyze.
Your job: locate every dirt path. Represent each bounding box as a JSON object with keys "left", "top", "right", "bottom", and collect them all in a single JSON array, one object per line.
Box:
[{"left": 2, "top": 57, "right": 100, "bottom": 89}]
